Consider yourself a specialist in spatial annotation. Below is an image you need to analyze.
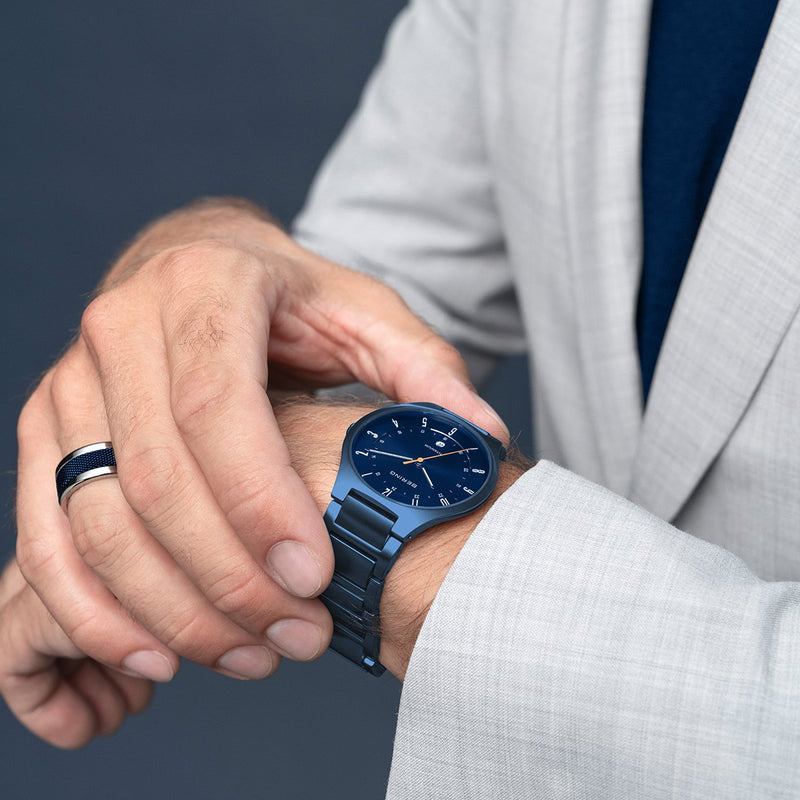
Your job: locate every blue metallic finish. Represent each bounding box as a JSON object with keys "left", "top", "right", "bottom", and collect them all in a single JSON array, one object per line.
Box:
[
  {"left": 55, "top": 443, "right": 117, "bottom": 507},
  {"left": 320, "top": 403, "right": 505, "bottom": 675}
]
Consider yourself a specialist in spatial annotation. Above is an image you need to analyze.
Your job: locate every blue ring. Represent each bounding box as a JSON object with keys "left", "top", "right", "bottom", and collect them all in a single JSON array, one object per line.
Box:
[{"left": 56, "top": 443, "right": 117, "bottom": 508}]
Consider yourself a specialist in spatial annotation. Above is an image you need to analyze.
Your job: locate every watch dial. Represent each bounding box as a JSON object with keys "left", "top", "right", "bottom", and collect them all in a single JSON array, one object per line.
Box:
[{"left": 350, "top": 409, "right": 492, "bottom": 508}]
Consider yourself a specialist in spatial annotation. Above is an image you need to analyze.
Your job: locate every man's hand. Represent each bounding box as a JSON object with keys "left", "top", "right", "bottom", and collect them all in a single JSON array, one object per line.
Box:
[
  {"left": 1, "top": 401, "right": 514, "bottom": 746},
  {"left": 0, "top": 558, "right": 154, "bottom": 748},
  {"left": 14, "top": 199, "right": 508, "bottom": 688},
  {"left": 1, "top": 400, "right": 518, "bottom": 750}
]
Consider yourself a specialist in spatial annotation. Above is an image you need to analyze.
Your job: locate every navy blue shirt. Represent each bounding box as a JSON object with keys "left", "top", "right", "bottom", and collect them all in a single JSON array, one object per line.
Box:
[{"left": 638, "top": 0, "right": 779, "bottom": 402}]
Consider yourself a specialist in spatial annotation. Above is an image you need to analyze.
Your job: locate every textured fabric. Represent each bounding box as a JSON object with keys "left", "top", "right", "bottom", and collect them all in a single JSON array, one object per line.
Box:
[
  {"left": 293, "top": 0, "right": 800, "bottom": 795},
  {"left": 638, "top": 0, "right": 779, "bottom": 401},
  {"left": 395, "top": 463, "right": 800, "bottom": 798}
]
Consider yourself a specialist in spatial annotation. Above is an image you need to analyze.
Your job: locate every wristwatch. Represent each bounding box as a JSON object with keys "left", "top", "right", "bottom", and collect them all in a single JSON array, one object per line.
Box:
[{"left": 320, "top": 402, "right": 505, "bottom": 676}]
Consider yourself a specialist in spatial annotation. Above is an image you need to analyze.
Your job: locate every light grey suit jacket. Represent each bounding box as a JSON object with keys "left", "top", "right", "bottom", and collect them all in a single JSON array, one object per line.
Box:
[{"left": 294, "top": 0, "right": 800, "bottom": 796}]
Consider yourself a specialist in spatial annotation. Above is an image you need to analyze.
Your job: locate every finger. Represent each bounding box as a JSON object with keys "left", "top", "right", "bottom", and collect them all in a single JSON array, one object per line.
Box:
[
  {"left": 103, "top": 669, "right": 154, "bottom": 715},
  {"left": 162, "top": 272, "right": 334, "bottom": 597},
  {"left": 0, "top": 584, "right": 96, "bottom": 749},
  {"left": 16, "top": 379, "right": 180, "bottom": 681},
  {"left": 64, "top": 659, "right": 128, "bottom": 737},
  {"left": 67, "top": 479, "right": 293, "bottom": 674},
  {"left": 42, "top": 347, "right": 294, "bottom": 672},
  {"left": 0, "top": 558, "right": 28, "bottom": 609},
  {"left": 78, "top": 284, "right": 331, "bottom": 662}
]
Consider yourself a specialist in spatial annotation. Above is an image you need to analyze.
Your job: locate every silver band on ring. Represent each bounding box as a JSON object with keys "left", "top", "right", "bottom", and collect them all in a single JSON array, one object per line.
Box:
[{"left": 55, "top": 442, "right": 117, "bottom": 510}]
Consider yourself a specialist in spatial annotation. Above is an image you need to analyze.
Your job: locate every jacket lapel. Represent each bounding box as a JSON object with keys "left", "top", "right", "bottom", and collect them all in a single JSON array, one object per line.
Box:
[{"left": 629, "top": 0, "right": 800, "bottom": 520}]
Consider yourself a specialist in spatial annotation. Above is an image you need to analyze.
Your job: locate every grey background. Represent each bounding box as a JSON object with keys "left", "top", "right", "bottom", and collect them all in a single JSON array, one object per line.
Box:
[{"left": 0, "top": 2, "right": 531, "bottom": 798}]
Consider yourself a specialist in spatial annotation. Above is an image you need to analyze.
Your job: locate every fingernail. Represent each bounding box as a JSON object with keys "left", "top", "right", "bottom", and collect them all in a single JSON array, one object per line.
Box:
[
  {"left": 266, "top": 619, "right": 325, "bottom": 662},
  {"left": 267, "top": 541, "right": 323, "bottom": 597},
  {"left": 122, "top": 650, "right": 175, "bottom": 682},
  {"left": 217, "top": 646, "right": 275, "bottom": 680}
]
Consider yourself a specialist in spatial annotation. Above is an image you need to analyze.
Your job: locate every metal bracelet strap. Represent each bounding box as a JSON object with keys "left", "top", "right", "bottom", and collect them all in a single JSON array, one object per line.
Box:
[{"left": 320, "top": 492, "right": 405, "bottom": 676}]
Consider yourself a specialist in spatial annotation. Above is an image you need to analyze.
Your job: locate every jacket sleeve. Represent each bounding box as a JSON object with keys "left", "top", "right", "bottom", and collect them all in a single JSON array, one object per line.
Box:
[
  {"left": 292, "top": 0, "right": 526, "bottom": 384},
  {"left": 388, "top": 461, "right": 800, "bottom": 799}
]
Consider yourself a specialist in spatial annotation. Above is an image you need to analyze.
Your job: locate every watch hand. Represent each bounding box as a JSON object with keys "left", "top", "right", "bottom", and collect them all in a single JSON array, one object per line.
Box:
[
  {"left": 368, "top": 449, "right": 413, "bottom": 460},
  {"left": 402, "top": 447, "right": 478, "bottom": 465},
  {"left": 421, "top": 466, "right": 434, "bottom": 488}
]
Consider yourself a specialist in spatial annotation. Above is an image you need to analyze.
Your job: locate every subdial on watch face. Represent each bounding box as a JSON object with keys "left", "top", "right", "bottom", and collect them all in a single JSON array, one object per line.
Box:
[{"left": 350, "top": 409, "right": 492, "bottom": 508}]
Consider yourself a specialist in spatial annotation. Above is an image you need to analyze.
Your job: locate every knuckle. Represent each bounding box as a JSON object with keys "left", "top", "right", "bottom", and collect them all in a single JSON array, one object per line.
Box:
[
  {"left": 70, "top": 504, "right": 132, "bottom": 576},
  {"left": 62, "top": 603, "right": 106, "bottom": 654},
  {"left": 217, "top": 475, "right": 273, "bottom": 536},
  {"left": 159, "top": 240, "right": 235, "bottom": 287},
  {"left": 15, "top": 534, "right": 55, "bottom": 584},
  {"left": 16, "top": 392, "right": 47, "bottom": 451},
  {"left": 79, "top": 294, "right": 115, "bottom": 349},
  {"left": 164, "top": 240, "right": 223, "bottom": 268},
  {"left": 156, "top": 608, "right": 216, "bottom": 660},
  {"left": 47, "top": 355, "right": 86, "bottom": 409},
  {"left": 204, "top": 564, "right": 265, "bottom": 625},
  {"left": 161, "top": 239, "right": 263, "bottom": 297},
  {"left": 119, "top": 444, "right": 188, "bottom": 523},
  {"left": 171, "top": 363, "right": 236, "bottom": 434},
  {"left": 420, "top": 331, "right": 462, "bottom": 365}
]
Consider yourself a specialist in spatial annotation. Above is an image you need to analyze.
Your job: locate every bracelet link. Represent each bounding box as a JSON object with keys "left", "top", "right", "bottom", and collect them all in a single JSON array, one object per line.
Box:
[{"left": 321, "top": 492, "right": 404, "bottom": 676}]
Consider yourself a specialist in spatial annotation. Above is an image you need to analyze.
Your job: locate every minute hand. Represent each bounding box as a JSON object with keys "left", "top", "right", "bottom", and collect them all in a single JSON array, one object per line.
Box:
[
  {"left": 368, "top": 449, "right": 413, "bottom": 460},
  {"left": 403, "top": 447, "right": 478, "bottom": 465}
]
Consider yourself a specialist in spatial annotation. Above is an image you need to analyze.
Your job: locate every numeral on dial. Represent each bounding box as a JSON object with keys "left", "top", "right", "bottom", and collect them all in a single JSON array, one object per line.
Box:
[{"left": 352, "top": 408, "right": 492, "bottom": 509}]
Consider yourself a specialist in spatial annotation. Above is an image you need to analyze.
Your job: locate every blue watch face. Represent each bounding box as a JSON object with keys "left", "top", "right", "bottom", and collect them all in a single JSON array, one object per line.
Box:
[{"left": 350, "top": 408, "right": 493, "bottom": 508}]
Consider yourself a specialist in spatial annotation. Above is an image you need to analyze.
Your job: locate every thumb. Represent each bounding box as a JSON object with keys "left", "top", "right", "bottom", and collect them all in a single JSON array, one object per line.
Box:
[
  {"left": 332, "top": 273, "right": 510, "bottom": 443},
  {"left": 387, "top": 331, "right": 510, "bottom": 444}
]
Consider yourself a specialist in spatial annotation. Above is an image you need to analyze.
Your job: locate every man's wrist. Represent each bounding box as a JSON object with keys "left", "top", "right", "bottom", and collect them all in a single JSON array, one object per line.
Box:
[
  {"left": 378, "top": 458, "right": 524, "bottom": 679},
  {"left": 274, "top": 398, "right": 526, "bottom": 680}
]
